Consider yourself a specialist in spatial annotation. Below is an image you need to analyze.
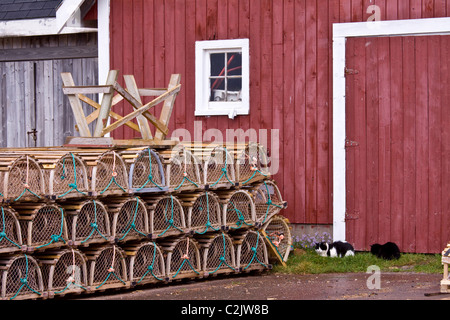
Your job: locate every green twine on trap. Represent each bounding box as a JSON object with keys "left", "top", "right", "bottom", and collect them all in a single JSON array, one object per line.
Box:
[
  {"left": 10, "top": 254, "right": 41, "bottom": 300},
  {"left": 227, "top": 200, "right": 253, "bottom": 230},
  {"left": 118, "top": 197, "right": 147, "bottom": 241},
  {"left": 36, "top": 207, "right": 66, "bottom": 249},
  {"left": 158, "top": 195, "right": 184, "bottom": 237},
  {"left": 14, "top": 156, "right": 42, "bottom": 202},
  {"left": 81, "top": 200, "right": 109, "bottom": 244},
  {"left": 54, "top": 250, "right": 87, "bottom": 294},
  {"left": 136, "top": 242, "right": 163, "bottom": 283},
  {"left": 260, "top": 181, "right": 284, "bottom": 224},
  {"left": 100, "top": 153, "right": 127, "bottom": 195},
  {"left": 95, "top": 246, "right": 126, "bottom": 290},
  {"left": 195, "top": 192, "right": 220, "bottom": 235},
  {"left": 209, "top": 233, "right": 236, "bottom": 275},
  {"left": 240, "top": 154, "right": 268, "bottom": 185},
  {"left": 57, "top": 153, "right": 87, "bottom": 199},
  {"left": 244, "top": 231, "right": 268, "bottom": 270},
  {"left": 136, "top": 148, "right": 164, "bottom": 191},
  {"left": 209, "top": 148, "right": 235, "bottom": 187},
  {"left": 172, "top": 238, "right": 200, "bottom": 279},
  {"left": 0, "top": 207, "right": 21, "bottom": 249}
]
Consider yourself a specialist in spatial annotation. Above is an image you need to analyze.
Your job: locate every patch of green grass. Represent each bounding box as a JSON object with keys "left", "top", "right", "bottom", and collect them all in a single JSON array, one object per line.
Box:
[{"left": 272, "top": 249, "right": 443, "bottom": 275}]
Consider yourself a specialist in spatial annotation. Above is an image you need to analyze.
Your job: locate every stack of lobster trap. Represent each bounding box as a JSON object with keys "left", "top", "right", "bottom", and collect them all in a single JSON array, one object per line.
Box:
[{"left": 0, "top": 141, "right": 291, "bottom": 300}]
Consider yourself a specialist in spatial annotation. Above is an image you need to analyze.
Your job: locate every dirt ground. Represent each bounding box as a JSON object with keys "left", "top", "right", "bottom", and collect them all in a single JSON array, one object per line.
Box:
[{"left": 71, "top": 271, "right": 445, "bottom": 301}]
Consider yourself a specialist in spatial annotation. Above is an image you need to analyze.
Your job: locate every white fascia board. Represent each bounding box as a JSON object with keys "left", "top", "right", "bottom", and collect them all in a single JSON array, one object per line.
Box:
[
  {"left": 332, "top": 17, "right": 450, "bottom": 243},
  {"left": 0, "top": 0, "right": 93, "bottom": 37}
]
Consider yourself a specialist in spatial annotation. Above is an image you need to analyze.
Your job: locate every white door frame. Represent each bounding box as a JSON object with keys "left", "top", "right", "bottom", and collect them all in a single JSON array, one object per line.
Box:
[{"left": 332, "top": 17, "right": 450, "bottom": 241}]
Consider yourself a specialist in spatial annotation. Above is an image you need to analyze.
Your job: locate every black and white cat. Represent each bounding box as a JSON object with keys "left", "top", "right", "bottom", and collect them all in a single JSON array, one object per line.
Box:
[
  {"left": 315, "top": 241, "right": 355, "bottom": 258},
  {"left": 370, "top": 242, "right": 401, "bottom": 260}
]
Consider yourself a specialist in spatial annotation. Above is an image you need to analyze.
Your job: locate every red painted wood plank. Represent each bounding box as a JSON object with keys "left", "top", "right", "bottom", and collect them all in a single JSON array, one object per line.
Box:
[
  {"left": 402, "top": 36, "right": 417, "bottom": 253},
  {"left": 293, "top": 0, "right": 306, "bottom": 224},
  {"left": 352, "top": 37, "right": 368, "bottom": 250},
  {"left": 305, "top": 0, "right": 317, "bottom": 224},
  {"left": 184, "top": 0, "right": 196, "bottom": 138},
  {"left": 248, "top": 0, "right": 261, "bottom": 141},
  {"left": 377, "top": 36, "right": 391, "bottom": 245},
  {"left": 345, "top": 37, "right": 356, "bottom": 245},
  {"left": 164, "top": 0, "right": 176, "bottom": 133},
  {"left": 365, "top": 37, "right": 380, "bottom": 248},
  {"left": 414, "top": 36, "right": 429, "bottom": 253},
  {"left": 282, "top": 0, "right": 296, "bottom": 225},
  {"left": 389, "top": 36, "right": 404, "bottom": 250},
  {"left": 427, "top": 36, "right": 443, "bottom": 253},
  {"left": 316, "top": 0, "right": 330, "bottom": 224},
  {"left": 174, "top": 0, "right": 186, "bottom": 128}
]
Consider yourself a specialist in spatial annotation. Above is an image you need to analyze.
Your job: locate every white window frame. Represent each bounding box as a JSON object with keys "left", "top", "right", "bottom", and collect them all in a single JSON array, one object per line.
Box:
[
  {"left": 195, "top": 38, "right": 249, "bottom": 119},
  {"left": 332, "top": 17, "right": 450, "bottom": 242}
]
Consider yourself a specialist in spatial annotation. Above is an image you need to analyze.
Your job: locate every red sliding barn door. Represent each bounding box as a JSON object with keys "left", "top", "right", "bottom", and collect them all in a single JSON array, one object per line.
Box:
[{"left": 345, "top": 35, "right": 450, "bottom": 254}]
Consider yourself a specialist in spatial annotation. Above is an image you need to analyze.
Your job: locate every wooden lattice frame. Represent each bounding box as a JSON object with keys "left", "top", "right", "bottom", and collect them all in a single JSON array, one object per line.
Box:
[{"left": 61, "top": 71, "right": 181, "bottom": 141}]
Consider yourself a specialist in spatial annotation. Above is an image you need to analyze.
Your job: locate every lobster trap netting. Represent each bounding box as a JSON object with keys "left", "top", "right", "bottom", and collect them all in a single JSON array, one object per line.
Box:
[
  {"left": 125, "top": 241, "right": 165, "bottom": 285},
  {"left": 185, "top": 192, "right": 221, "bottom": 234},
  {"left": 165, "top": 147, "right": 202, "bottom": 192},
  {"left": 0, "top": 206, "right": 22, "bottom": 253},
  {"left": 49, "top": 153, "right": 89, "bottom": 199},
  {"left": 262, "top": 215, "right": 292, "bottom": 262},
  {"left": 203, "top": 146, "right": 235, "bottom": 188},
  {"left": 199, "top": 232, "right": 237, "bottom": 275},
  {"left": 15, "top": 203, "right": 68, "bottom": 251},
  {"left": 161, "top": 236, "right": 201, "bottom": 280},
  {"left": 127, "top": 148, "right": 166, "bottom": 193},
  {"left": 146, "top": 195, "right": 186, "bottom": 238},
  {"left": 221, "top": 190, "right": 255, "bottom": 230},
  {"left": 237, "top": 230, "right": 270, "bottom": 271},
  {"left": 37, "top": 248, "right": 89, "bottom": 296},
  {"left": 63, "top": 199, "right": 111, "bottom": 246},
  {"left": 90, "top": 151, "right": 128, "bottom": 196},
  {"left": 106, "top": 197, "right": 149, "bottom": 242},
  {"left": 234, "top": 142, "right": 270, "bottom": 186},
  {"left": 0, "top": 155, "right": 45, "bottom": 202},
  {"left": 1, "top": 254, "right": 44, "bottom": 300},
  {"left": 85, "top": 245, "right": 128, "bottom": 290},
  {"left": 253, "top": 180, "right": 286, "bottom": 226}
]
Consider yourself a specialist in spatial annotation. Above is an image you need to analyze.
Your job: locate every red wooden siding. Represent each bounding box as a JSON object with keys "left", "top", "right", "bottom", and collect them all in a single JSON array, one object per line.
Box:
[
  {"left": 109, "top": 0, "right": 450, "bottom": 235},
  {"left": 345, "top": 36, "right": 450, "bottom": 253}
]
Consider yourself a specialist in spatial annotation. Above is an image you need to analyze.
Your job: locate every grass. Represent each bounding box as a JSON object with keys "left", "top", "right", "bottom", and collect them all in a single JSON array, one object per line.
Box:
[{"left": 272, "top": 248, "right": 443, "bottom": 275}]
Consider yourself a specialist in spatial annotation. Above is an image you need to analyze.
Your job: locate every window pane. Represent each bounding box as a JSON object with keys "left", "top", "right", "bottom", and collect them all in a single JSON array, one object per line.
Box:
[
  {"left": 210, "top": 53, "right": 225, "bottom": 77},
  {"left": 227, "top": 52, "right": 242, "bottom": 76},
  {"left": 227, "top": 78, "right": 242, "bottom": 101},
  {"left": 210, "top": 78, "right": 225, "bottom": 101}
]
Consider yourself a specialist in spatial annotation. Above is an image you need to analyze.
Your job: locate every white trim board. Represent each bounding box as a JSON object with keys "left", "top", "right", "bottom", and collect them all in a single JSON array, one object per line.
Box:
[
  {"left": 0, "top": 0, "right": 96, "bottom": 37},
  {"left": 332, "top": 17, "right": 450, "bottom": 242}
]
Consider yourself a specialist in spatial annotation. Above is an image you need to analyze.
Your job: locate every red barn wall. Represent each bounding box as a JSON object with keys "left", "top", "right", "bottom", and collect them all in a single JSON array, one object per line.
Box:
[{"left": 109, "top": 0, "right": 450, "bottom": 232}]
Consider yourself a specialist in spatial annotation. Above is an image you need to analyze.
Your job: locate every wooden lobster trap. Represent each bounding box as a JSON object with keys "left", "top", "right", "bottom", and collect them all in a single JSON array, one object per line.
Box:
[
  {"left": 216, "top": 189, "right": 255, "bottom": 231},
  {"left": 178, "top": 191, "right": 222, "bottom": 235},
  {"left": 104, "top": 196, "right": 149, "bottom": 243},
  {"left": 252, "top": 180, "right": 287, "bottom": 227},
  {"left": 123, "top": 147, "right": 168, "bottom": 193},
  {"left": 142, "top": 194, "right": 187, "bottom": 239},
  {"left": 61, "top": 199, "right": 112, "bottom": 247},
  {"left": 0, "top": 154, "right": 46, "bottom": 203},
  {"left": 83, "top": 244, "right": 129, "bottom": 291},
  {"left": 123, "top": 241, "right": 165, "bottom": 286},
  {"left": 0, "top": 254, "right": 44, "bottom": 300},
  {"left": 232, "top": 142, "right": 270, "bottom": 186},
  {"left": 84, "top": 150, "right": 129, "bottom": 197},
  {"left": 441, "top": 243, "right": 450, "bottom": 293},
  {"left": 36, "top": 248, "right": 89, "bottom": 298},
  {"left": 197, "top": 232, "right": 238, "bottom": 277},
  {"left": 261, "top": 215, "right": 292, "bottom": 263},
  {"left": 13, "top": 203, "right": 68, "bottom": 252},
  {"left": 160, "top": 145, "right": 202, "bottom": 192},
  {"left": 45, "top": 152, "right": 90, "bottom": 200},
  {"left": 234, "top": 230, "right": 271, "bottom": 273},
  {"left": 159, "top": 236, "right": 202, "bottom": 281},
  {"left": 0, "top": 206, "right": 24, "bottom": 254}
]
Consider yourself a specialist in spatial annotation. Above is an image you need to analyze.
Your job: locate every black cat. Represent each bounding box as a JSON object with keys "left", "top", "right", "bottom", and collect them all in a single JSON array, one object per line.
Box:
[{"left": 370, "top": 242, "right": 401, "bottom": 260}]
